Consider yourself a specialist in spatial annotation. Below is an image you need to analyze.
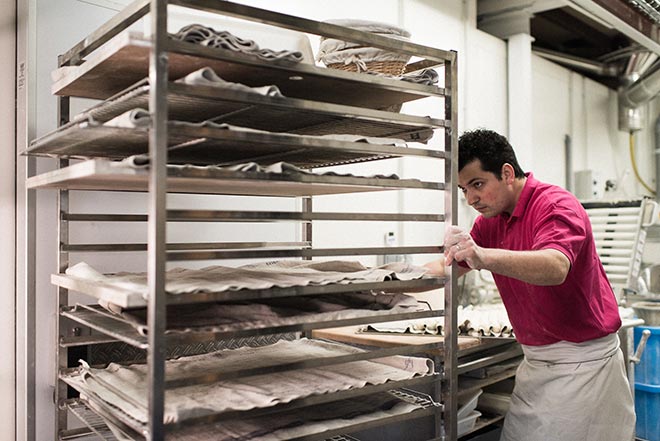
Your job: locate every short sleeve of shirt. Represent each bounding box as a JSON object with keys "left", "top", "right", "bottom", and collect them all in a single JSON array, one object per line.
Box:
[
  {"left": 466, "top": 193, "right": 587, "bottom": 267},
  {"left": 530, "top": 198, "right": 587, "bottom": 266}
]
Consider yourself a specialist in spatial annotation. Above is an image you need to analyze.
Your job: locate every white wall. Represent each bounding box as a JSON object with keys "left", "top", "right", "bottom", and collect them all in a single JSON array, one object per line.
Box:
[
  {"left": 532, "top": 54, "right": 659, "bottom": 200},
  {"left": 15, "top": 0, "right": 660, "bottom": 438},
  {"left": 0, "top": 0, "right": 15, "bottom": 440},
  {"left": 531, "top": 56, "right": 571, "bottom": 186},
  {"left": 26, "top": 3, "right": 128, "bottom": 439}
]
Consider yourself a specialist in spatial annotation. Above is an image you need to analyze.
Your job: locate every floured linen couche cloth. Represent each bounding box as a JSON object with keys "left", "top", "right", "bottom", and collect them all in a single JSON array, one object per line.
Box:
[
  {"left": 167, "top": 391, "right": 421, "bottom": 441},
  {"left": 172, "top": 24, "right": 304, "bottom": 63},
  {"left": 174, "top": 66, "right": 283, "bottom": 97},
  {"left": 66, "top": 260, "right": 427, "bottom": 335},
  {"left": 400, "top": 68, "right": 439, "bottom": 86},
  {"left": 118, "top": 288, "right": 421, "bottom": 336},
  {"left": 103, "top": 108, "right": 151, "bottom": 129},
  {"left": 95, "top": 390, "right": 421, "bottom": 441},
  {"left": 66, "top": 260, "right": 427, "bottom": 298},
  {"left": 68, "top": 338, "right": 433, "bottom": 424},
  {"left": 364, "top": 303, "right": 514, "bottom": 337},
  {"left": 115, "top": 153, "right": 403, "bottom": 180},
  {"left": 101, "top": 70, "right": 284, "bottom": 132}
]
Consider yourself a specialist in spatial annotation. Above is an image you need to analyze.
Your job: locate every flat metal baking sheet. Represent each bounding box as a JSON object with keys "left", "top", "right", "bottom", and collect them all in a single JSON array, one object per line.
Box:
[{"left": 52, "top": 31, "right": 446, "bottom": 108}]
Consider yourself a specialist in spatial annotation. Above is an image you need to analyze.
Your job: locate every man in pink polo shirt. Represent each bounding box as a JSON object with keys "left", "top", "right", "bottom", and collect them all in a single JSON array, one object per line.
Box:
[{"left": 426, "top": 129, "right": 635, "bottom": 441}]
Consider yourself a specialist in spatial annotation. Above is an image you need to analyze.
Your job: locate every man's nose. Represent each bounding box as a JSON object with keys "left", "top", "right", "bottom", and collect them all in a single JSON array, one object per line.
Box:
[{"left": 465, "top": 190, "right": 478, "bottom": 206}]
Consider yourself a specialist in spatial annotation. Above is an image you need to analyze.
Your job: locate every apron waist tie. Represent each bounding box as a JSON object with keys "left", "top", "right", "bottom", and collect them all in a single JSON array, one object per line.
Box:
[{"left": 520, "top": 333, "right": 619, "bottom": 365}]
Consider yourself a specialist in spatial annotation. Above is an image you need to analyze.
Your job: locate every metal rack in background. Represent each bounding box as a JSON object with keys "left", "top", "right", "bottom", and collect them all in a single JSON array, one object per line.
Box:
[
  {"left": 25, "top": 1, "right": 460, "bottom": 440},
  {"left": 582, "top": 198, "right": 658, "bottom": 299}
]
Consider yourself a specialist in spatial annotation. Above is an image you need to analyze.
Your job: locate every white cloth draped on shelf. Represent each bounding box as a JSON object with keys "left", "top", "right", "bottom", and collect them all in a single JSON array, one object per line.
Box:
[
  {"left": 172, "top": 24, "right": 304, "bottom": 63},
  {"left": 459, "top": 304, "right": 514, "bottom": 337},
  {"left": 65, "top": 260, "right": 427, "bottom": 335},
  {"left": 118, "top": 290, "right": 421, "bottom": 336},
  {"left": 400, "top": 68, "right": 440, "bottom": 86},
  {"left": 175, "top": 67, "right": 284, "bottom": 97},
  {"left": 68, "top": 338, "right": 433, "bottom": 424},
  {"left": 323, "top": 19, "right": 412, "bottom": 39},
  {"left": 168, "top": 392, "right": 420, "bottom": 441},
  {"left": 66, "top": 260, "right": 426, "bottom": 297},
  {"left": 103, "top": 108, "right": 151, "bottom": 129},
  {"left": 112, "top": 154, "right": 403, "bottom": 180},
  {"left": 96, "top": 390, "right": 421, "bottom": 441}
]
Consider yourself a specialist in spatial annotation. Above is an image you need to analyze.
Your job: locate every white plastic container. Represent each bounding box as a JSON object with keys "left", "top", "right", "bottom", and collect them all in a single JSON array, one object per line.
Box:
[
  {"left": 457, "top": 410, "right": 482, "bottom": 437},
  {"left": 457, "top": 389, "right": 483, "bottom": 420}
]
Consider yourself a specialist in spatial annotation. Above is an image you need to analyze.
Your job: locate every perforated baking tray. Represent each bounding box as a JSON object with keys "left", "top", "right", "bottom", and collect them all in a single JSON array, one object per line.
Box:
[{"left": 27, "top": 119, "right": 446, "bottom": 168}]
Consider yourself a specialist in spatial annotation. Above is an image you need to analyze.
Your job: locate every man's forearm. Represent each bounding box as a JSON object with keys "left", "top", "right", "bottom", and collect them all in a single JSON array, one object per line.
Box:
[{"left": 480, "top": 248, "right": 569, "bottom": 286}]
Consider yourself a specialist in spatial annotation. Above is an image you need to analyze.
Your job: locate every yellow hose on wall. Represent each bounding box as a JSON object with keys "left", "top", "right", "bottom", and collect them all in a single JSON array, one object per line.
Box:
[{"left": 629, "top": 131, "right": 657, "bottom": 196}]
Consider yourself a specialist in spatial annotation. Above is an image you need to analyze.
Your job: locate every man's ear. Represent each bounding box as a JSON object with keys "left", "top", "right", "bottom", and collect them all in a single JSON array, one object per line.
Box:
[{"left": 501, "top": 163, "right": 515, "bottom": 184}]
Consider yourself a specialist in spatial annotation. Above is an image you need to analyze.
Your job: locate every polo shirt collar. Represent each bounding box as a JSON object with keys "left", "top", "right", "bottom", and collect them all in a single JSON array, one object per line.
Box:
[{"left": 506, "top": 172, "right": 535, "bottom": 221}]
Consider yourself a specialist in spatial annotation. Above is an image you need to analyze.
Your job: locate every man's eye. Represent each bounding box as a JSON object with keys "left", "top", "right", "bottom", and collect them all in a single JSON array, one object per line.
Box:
[{"left": 473, "top": 182, "right": 483, "bottom": 189}]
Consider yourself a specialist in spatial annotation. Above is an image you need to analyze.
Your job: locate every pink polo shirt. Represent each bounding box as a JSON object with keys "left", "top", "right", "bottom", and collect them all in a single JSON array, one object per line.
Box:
[{"left": 469, "top": 173, "right": 621, "bottom": 346}]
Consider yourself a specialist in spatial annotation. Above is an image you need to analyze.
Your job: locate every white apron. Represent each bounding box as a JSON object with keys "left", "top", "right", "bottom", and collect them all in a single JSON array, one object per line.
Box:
[{"left": 500, "top": 333, "right": 635, "bottom": 441}]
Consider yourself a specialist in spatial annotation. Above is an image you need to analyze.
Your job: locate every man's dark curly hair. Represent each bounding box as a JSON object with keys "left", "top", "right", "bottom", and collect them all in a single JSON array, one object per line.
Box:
[{"left": 458, "top": 129, "right": 525, "bottom": 179}]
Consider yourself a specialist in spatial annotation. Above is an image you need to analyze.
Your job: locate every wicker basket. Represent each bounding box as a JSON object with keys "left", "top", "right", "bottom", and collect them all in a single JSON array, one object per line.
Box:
[
  {"left": 326, "top": 59, "right": 407, "bottom": 112},
  {"left": 326, "top": 59, "right": 407, "bottom": 76},
  {"left": 326, "top": 59, "right": 406, "bottom": 112}
]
